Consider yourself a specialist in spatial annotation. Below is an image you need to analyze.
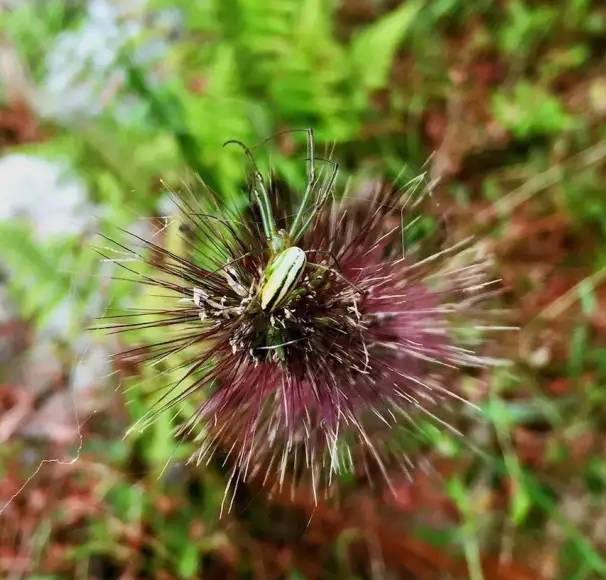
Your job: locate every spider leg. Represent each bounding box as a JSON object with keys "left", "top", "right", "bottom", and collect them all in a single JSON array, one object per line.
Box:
[
  {"left": 307, "top": 261, "right": 365, "bottom": 296},
  {"left": 293, "top": 158, "right": 339, "bottom": 242},
  {"left": 307, "top": 248, "right": 344, "bottom": 274},
  {"left": 247, "top": 128, "right": 317, "bottom": 196},
  {"left": 223, "top": 139, "right": 277, "bottom": 243}
]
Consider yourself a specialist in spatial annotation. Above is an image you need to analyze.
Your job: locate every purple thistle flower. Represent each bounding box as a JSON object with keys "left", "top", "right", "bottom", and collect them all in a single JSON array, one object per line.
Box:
[{"left": 98, "top": 131, "right": 504, "bottom": 507}]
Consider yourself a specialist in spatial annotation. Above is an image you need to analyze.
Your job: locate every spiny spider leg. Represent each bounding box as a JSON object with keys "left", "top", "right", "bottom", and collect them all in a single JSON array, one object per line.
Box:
[
  {"left": 250, "top": 128, "right": 316, "bottom": 194},
  {"left": 306, "top": 261, "right": 365, "bottom": 296},
  {"left": 223, "top": 139, "right": 277, "bottom": 244},
  {"left": 292, "top": 156, "right": 339, "bottom": 243},
  {"left": 307, "top": 155, "right": 338, "bottom": 210}
]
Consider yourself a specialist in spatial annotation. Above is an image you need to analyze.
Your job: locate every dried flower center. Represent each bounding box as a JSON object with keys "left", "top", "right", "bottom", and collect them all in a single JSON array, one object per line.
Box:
[{"left": 192, "top": 257, "right": 366, "bottom": 368}]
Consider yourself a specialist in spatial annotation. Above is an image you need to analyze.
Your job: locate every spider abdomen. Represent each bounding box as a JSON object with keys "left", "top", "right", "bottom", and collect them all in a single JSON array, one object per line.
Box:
[{"left": 261, "top": 246, "right": 307, "bottom": 311}]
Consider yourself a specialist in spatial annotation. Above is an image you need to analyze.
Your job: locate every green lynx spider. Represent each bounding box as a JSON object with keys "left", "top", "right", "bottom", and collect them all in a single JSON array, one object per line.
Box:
[
  {"left": 188, "top": 129, "right": 364, "bottom": 362},
  {"left": 224, "top": 129, "right": 356, "bottom": 314}
]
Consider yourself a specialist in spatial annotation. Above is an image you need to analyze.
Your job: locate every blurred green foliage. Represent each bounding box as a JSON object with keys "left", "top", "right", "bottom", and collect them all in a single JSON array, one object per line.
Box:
[{"left": 2, "top": 1, "right": 606, "bottom": 578}]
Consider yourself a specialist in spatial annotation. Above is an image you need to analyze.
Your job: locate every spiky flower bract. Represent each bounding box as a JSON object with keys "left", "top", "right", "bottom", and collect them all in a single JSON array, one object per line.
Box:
[{"left": 99, "top": 133, "right": 504, "bottom": 506}]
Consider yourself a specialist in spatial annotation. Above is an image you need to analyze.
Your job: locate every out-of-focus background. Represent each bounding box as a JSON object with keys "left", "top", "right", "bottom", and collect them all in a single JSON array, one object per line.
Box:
[{"left": 1, "top": 1, "right": 606, "bottom": 578}]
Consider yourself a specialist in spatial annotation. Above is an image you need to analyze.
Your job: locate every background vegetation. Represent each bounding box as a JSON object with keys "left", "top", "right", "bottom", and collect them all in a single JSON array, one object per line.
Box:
[{"left": 1, "top": 0, "right": 606, "bottom": 578}]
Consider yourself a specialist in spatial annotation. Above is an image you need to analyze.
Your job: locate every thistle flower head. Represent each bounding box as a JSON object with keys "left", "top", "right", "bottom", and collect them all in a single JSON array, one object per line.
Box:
[{"left": 100, "top": 131, "right": 503, "bottom": 505}]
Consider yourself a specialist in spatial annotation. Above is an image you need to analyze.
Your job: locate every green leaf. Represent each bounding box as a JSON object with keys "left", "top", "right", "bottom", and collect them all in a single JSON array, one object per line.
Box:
[
  {"left": 568, "top": 324, "right": 588, "bottom": 377},
  {"left": 492, "top": 82, "right": 574, "bottom": 139},
  {"left": 578, "top": 278, "right": 597, "bottom": 316},
  {"left": 350, "top": 1, "right": 423, "bottom": 90},
  {"left": 177, "top": 541, "right": 199, "bottom": 578}
]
